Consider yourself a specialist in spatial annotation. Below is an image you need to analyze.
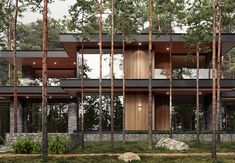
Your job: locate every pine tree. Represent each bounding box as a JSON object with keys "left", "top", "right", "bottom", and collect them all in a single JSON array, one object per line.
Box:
[
  {"left": 41, "top": 0, "right": 48, "bottom": 158},
  {"left": 184, "top": 0, "right": 212, "bottom": 144},
  {"left": 13, "top": 0, "right": 19, "bottom": 133},
  {"left": 148, "top": 0, "right": 153, "bottom": 149}
]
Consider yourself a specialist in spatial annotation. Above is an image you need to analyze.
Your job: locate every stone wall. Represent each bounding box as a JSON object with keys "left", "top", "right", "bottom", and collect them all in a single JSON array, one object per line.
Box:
[
  {"left": 84, "top": 134, "right": 235, "bottom": 142},
  {"left": 68, "top": 103, "right": 77, "bottom": 133},
  {"left": 6, "top": 133, "right": 235, "bottom": 147}
]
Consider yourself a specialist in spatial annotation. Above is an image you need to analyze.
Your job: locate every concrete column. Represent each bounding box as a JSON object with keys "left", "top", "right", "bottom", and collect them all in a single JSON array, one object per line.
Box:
[
  {"left": 68, "top": 103, "right": 77, "bottom": 133},
  {"left": 10, "top": 101, "right": 23, "bottom": 133}
]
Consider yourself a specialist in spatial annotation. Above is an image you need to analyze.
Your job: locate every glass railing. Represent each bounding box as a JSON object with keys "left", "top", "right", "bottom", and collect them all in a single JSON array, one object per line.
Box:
[
  {"left": 155, "top": 68, "right": 213, "bottom": 79},
  {"left": 19, "top": 78, "right": 60, "bottom": 86}
]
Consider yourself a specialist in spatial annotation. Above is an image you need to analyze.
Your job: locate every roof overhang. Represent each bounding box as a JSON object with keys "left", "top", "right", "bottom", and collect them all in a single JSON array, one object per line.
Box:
[{"left": 60, "top": 33, "right": 235, "bottom": 56}]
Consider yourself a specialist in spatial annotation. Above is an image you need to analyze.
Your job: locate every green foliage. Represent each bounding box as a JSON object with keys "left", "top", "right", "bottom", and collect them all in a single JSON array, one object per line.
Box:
[
  {"left": 183, "top": 0, "right": 212, "bottom": 49},
  {"left": 32, "top": 140, "right": 41, "bottom": 154},
  {"left": 16, "top": 18, "right": 65, "bottom": 50},
  {"left": 48, "top": 135, "right": 69, "bottom": 154},
  {"left": 68, "top": 0, "right": 98, "bottom": 40},
  {"left": 12, "top": 137, "right": 34, "bottom": 154},
  {"left": 153, "top": 0, "right": 186, "bottom": 33},
  {"left": 0, "top": 136, "right": 4, "bottom": 145},
  {"left": 12, "top": 135, "right": 69, "bottom": 154}
]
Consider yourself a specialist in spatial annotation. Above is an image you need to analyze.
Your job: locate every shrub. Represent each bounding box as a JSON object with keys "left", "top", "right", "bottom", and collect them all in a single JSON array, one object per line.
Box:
[
  {"left": 48, "top": 135, "right": 69, "bottom": 154},
  {"left": 0, "top": 136, "right": 4, "bottom": 145},
  {"left": 12, "top": 137, "right": 34, "bottom": 154},
  {"left": 32, "top": 140, "right": 41, "bottom": 154},
  {"left": 12, "top": 135, "right": 70, "bottom": 154}
]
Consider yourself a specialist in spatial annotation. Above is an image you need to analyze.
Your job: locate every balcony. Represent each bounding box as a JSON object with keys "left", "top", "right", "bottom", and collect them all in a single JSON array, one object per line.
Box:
[{"left": 155, "top": 68, "right": 212, "bottom": 79}]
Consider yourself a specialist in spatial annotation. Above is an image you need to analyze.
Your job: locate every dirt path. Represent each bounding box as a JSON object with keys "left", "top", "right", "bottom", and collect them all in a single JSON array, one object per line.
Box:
[{"left": 0, "top": 153, "right": 234, "bottom": 158}]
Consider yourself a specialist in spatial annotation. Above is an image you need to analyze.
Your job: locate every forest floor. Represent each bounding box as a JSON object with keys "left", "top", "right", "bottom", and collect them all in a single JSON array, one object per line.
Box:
[
  {"left": 0, "top": 141, "right": 235, "bottom": 162},
  {"left": 72, "top": 141, "right": 235, "bottom": 154},
  {"left": 0, "top": 155, "right": 234, "bottom": 163}
]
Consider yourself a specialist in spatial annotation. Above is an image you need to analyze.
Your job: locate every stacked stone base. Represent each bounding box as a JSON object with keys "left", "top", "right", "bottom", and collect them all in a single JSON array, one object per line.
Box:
[{"left": 5, "top": 133, "right": 235, "bottom": 148}]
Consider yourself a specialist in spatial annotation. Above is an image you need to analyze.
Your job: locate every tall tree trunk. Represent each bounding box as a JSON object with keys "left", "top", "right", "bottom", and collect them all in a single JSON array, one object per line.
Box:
[
  {"left": 169, "top": 22, "right": 173, "bottom": 139},
  {"left": 110, "top": 0, "right": 114, "bottom": 151},
  {"left": 212, "top": 0, "right": 217, "bottom": 160},
  {"left": 13, "top": 0, "right": 19, "bottom": 133},
  {"left": 216, "top": 4, "right": 222, "bottom": 143},
  {"left": 196, "top": 43, "right": 200, "bottom": 144},
  {"left": 148, "top": 0, "right": 153, "bottom": 149},
  {"left": 42, "top": 0, "right": 48, "bottom": 158},
  {"left": 99, "top": 0, "right": 103, "bottom": 142},
  {"left": 81, "top": 11, "right": 85, "bottom": 149},
  {"left": 122, "top": 31, "right": 126, "bottom": 143},
  {"left": 8, "top": 27, "right": 12, "bottom": 85}
]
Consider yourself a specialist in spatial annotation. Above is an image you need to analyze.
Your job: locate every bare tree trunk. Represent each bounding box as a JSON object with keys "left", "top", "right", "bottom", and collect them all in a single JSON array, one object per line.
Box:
[
  {"left": 41, "top": 0, "right": 48, "bottom": 158},
  {"left": 169, "top": 22, "right": 173, "bottom": 139},
  {"left": 196, "top": 43, "right": 200, "bottom": 144},
  {"left": 110, "top": 0, "right": 114, "bottom": 151},
  {"left": 81, "top": 11, "right": 85, "bottom": 149},
  {"left": 148, "top": 0, "right": 153, "bottom": 149},
  {"left": 99, "top": 0, "right": 103, "bottom": 142},
  {"left": 122, "top": 31, "right": 126, "bottom": 143},
  {"left": 8, "top": 27, "right": 12, "bottom": 85},
  {"left": 216, "top": 4, "right": 222, "bottom": 143},
  {"left": 212, "top": 0, "right": 217, "bottom": 160},
  {"left": 13, "top": 0, "right": 19, "bottom": 133}
]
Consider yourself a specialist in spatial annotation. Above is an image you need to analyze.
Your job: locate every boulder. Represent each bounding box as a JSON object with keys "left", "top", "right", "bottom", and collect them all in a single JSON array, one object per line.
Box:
[
  {"left": 118, "top": 152, "right": 141, "bottom": 162},
  {"left": 155, "top": 138, "right": 189, "bottom": 151}
]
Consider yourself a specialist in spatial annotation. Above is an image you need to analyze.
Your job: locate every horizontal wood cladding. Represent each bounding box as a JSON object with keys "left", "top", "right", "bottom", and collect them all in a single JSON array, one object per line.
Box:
[
  {"left": 125, "top": 49, "right": 155, "bottom": 79},
  {"left": 155, "top": 95, "right": 170, "bottom": 130}
]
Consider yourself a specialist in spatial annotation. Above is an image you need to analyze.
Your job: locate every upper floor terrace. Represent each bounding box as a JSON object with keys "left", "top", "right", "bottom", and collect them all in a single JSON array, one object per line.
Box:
[{"left": 1, "top": 33, "right": 235, "bottom": 84}]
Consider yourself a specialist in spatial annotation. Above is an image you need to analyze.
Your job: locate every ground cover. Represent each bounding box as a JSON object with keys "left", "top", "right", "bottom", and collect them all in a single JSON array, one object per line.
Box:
[
  {"left": 72, "top": 141, "right": 235, "bottom": 154},
  {"left": 0, "top": 156, "right": 234, "bottom": 163}
]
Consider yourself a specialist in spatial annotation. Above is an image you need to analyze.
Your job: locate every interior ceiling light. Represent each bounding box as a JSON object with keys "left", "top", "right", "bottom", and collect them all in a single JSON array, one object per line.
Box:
[
  {"left": 70, "top": 96, "right": 73, "bottom": 99},
  {"left": 26, "top": 96, "right": 29, "bottom": 99},
  {"left": 54, "top": 62, "right": 57, "bottom": 65},
  {"left": 49, "top": 96, "right": 52, "bottom": 99},
  {"left": 33, "top": 62, "right": 36, "bottom": 65},
  {"left": 166, "top": 47, "right": 170, "bottom": 51},
  {"left": 73, "top": 62, "right": 76, "bottom": 65},
  {"left": 138, "top": 42, "right": 142, "bottom": 46}
]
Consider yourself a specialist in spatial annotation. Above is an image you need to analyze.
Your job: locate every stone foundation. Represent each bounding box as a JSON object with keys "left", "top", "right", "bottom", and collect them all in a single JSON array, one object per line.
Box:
[{"left": 6, "top": 133, "right": 235, "bottom": 148}]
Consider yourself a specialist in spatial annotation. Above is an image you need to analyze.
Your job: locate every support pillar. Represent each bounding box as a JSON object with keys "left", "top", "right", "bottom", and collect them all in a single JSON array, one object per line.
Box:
[
  {"left": 68, "top": 103, "right": 77, "bottom": 133},
  {"left": 10, "top": 101, "right": 23, "bottom": 133}
]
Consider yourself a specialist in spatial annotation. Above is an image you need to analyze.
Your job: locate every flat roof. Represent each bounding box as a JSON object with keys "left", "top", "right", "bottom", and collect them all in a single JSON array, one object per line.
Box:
[
  {"left": 60, "top": 33, "right": 235, "bottom": 43},
  {"left": 0, "top": 50, "right": 68, "bottom": 58}
]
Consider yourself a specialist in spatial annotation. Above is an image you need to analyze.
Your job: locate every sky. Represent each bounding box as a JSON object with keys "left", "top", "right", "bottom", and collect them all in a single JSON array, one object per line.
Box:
[{"left": 20, "top": 0, "right": 76, "bottom": 23}]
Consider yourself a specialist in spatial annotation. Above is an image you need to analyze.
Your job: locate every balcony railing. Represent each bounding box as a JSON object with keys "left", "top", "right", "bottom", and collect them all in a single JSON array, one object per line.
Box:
[
  {"left": 155, "top": 68, "right": 212, "bottom": 79},
  {"left": 19, "top": 78, "right": 60, "bottom": 86}
]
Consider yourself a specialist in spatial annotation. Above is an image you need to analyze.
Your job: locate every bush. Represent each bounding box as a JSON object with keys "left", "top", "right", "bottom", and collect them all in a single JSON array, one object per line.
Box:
[
  {"left": 12, "top": 137, "right": 34, "bottom": 154},
  {"left": 12, "top": 135, "right": 70, "bottom": 154},
  {"left": 0, "top": 136, "right": 4, "bottom": 145},
  {"left": 48, "top": 135, "right": 69, "bottom": 154},
  {"left": 32, "top": 140, "right": 41, "bottom": 154}
]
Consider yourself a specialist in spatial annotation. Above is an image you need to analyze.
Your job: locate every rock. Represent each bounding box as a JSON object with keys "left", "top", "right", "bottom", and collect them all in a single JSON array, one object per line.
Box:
[
  {"left": 155, "top": 138, "right": 189, "bottom": 151},
  {"left": 118, "top": 152, "right": 141, "bottom": 162}
]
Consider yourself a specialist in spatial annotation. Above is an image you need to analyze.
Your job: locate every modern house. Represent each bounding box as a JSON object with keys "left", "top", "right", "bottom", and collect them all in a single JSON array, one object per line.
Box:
[{"left": 1, "top": 33, "right": 235, "bottom": 138}]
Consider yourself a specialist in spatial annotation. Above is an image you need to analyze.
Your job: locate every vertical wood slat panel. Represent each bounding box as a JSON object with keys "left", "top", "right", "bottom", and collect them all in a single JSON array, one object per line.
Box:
[
  {"left": 125, "top": 94, "right": 150, "bottom": 130},
  {"left": 155, "top": 95, "right": 170, "bottom": 130},
  {"left": 125, "top": 49, "right": 149, "bottom": 79}
]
